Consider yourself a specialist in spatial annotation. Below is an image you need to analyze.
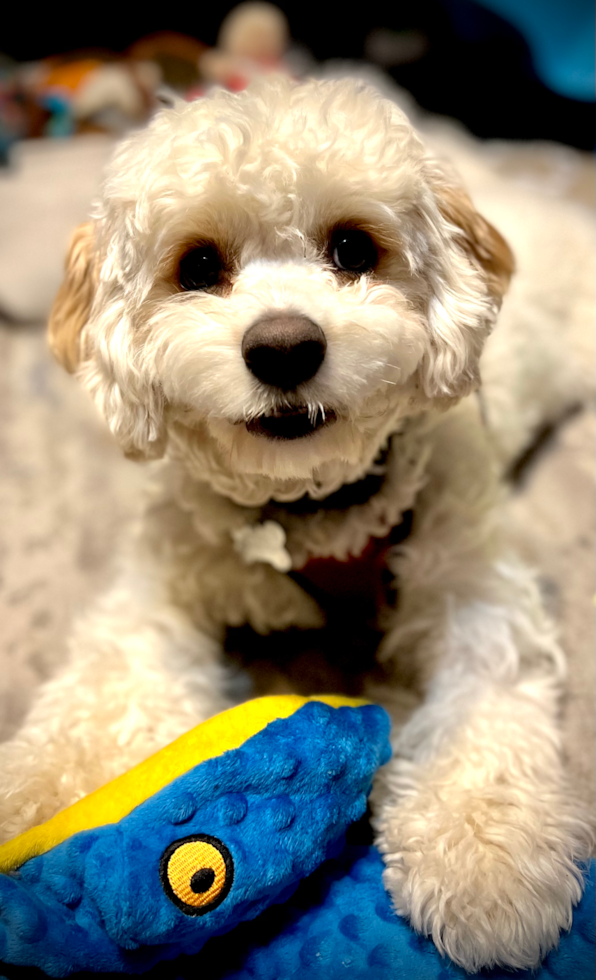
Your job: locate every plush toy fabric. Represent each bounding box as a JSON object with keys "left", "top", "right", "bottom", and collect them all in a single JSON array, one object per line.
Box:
[
  {"left": 0, "top": 696, "right": 390, "bottom": 975},
  {"left": 0, "top": 696, "right": 593, "bottom": 980},
  {"left": 203, "top": 846, "right": 595, "bottom": 980}
]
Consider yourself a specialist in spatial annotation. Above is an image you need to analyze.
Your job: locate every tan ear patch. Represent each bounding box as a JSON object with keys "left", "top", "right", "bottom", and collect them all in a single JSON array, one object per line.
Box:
[
  {"left": 437, "top": 185, "right": 515, "bottom": 303},
  {"left": 48, "top": 221, "right": 96, "bottom": 373}
]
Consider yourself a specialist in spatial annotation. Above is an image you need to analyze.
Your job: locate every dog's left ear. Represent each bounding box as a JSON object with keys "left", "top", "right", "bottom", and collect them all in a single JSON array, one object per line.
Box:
[
  {"left": 48, "top": 222, "right": 96, "bottom": 373},
  {"left": 419, "top": 175, "right": 515, "bottom": 401},
  {"left": 436, "top": 184, "right": 515, "bottom": 305}
]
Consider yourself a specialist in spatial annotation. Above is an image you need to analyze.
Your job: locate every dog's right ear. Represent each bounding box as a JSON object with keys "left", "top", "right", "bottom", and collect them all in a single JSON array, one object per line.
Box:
[{"left": 48, "top": 222, "right": 96, "bottom": 373}]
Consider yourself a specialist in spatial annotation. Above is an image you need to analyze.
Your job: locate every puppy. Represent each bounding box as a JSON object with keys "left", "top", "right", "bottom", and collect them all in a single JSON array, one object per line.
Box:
[{"left": 1, "top": 77, "right": 592, "bottom": 972}]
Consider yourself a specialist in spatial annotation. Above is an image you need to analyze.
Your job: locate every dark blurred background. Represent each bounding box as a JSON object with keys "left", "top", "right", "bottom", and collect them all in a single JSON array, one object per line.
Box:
[{"left": 1, "top": 0, "right": 594, "bottom": 148}]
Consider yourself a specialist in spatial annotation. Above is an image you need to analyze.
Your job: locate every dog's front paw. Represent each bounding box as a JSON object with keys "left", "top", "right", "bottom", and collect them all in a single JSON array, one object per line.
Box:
[
  {"left": 0, "top": 741, "right": 73, "bottom": 843},
  {"left": 375, "top": 775, "right": 592, "bottom": 972},
  {"left": 0, "top": 731, "right": 118, "bottom": 844}
]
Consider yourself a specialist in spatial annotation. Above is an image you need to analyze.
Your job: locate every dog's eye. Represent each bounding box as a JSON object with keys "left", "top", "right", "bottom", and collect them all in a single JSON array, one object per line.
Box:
[
  {"left": 331, "top": 230, "right": 377, "bottom": 274},
  {"left": 178, "top": 246, "right": 222, "bottom": 291}
]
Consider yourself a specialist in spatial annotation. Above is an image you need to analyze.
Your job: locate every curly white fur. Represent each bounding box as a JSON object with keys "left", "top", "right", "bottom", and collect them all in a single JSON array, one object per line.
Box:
[{"left": 1, "top": 76, "right": 593, "bottom": 973}]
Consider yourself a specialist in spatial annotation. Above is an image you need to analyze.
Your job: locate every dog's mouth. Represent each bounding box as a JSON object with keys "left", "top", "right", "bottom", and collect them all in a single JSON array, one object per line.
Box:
[{"left": 245, "top": 406, "right": 337, "bottom": 440}]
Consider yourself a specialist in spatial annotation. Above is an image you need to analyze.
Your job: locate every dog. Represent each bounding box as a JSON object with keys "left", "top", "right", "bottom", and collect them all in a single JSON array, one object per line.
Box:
[{"left": 0, "top": 76, "right": 592, "bottom": 972}]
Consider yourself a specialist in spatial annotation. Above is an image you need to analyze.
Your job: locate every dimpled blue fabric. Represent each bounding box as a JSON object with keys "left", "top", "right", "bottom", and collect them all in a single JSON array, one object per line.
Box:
[
  {"left": 0, "top": 702, "right": 391, "bottom": 976},
  {"left": 1, "top": 700, "right": 594, "bottom": 980},
  {"left": 198, "top": 847, "right": 594, "bottom": 980}
]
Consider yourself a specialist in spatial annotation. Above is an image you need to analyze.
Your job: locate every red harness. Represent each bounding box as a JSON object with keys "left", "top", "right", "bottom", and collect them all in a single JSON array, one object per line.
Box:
[{"left": 289, "top": 511, "right": 413, "bottom": 627}]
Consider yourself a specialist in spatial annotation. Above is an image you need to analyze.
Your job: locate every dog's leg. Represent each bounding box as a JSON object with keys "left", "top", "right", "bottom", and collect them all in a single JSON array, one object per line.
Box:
[
  {"left": 371, "top": 405, "right": 594, "bottom": 972},
  {"left": 0, "top": 577, "right": 230, "bottom": 843}
]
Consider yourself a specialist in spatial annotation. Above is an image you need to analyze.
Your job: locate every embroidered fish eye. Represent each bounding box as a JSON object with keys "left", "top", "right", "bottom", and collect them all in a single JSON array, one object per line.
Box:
[
  {"left": 178, "top": 245, "right": 222, "bottom": 291},
  {"left": 159, "top": 834, "right": 234, "bottom": 915},
  {"left": 330, "top": 229, "right": 377, "bottom": 274}
]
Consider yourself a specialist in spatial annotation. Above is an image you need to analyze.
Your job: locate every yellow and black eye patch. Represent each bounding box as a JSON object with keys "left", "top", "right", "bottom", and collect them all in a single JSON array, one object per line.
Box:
[{"left": 159, "top": 834, "right": 234, "bottom": 916}]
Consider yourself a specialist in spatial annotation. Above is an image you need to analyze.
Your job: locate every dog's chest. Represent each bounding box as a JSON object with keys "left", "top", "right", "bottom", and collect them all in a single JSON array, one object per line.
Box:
[
  {"left": 163, "top": 425, "right": 428, "bottom": 690},
  {"left": 223, "top": 510, "right": 412, "bottom": 698},
  {"left": 288, "top": 510, "right": 412, "bottom": 624}
]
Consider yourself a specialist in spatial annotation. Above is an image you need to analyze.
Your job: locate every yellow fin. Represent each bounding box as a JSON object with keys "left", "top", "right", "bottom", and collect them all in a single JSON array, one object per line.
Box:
[{"left": 0, "top": 694, "right": 366, "bottom": 874}]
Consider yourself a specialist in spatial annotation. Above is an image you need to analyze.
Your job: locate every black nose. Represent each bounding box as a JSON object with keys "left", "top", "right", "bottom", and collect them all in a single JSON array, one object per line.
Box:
[{"left": 242, "top": 315, "right": 326, "bottom": 391}]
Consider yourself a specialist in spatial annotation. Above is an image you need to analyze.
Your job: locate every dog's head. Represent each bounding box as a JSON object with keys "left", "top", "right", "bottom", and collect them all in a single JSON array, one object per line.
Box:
[{"left": 49, "top": 77, "right": 513, "bottom": 503}]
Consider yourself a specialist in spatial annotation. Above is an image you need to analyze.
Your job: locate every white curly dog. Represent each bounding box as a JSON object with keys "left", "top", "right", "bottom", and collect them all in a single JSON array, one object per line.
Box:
[{"left": 1, "top": 77, "right": 592, "bottom": 972}]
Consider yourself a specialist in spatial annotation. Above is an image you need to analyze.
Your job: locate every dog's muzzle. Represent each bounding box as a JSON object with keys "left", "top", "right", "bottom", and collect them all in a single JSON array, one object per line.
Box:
[{"left": 242, "top": 315, "right": 326, "bottom": 391}]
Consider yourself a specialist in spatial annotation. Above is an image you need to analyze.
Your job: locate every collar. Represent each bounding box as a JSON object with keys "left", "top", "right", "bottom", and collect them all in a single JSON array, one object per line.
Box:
[
  {"left": 231, "top": 423, "right": 427, "bottom": 573},
  {"left": 261, "top": 440, "right": 392, "bottom": 519}
]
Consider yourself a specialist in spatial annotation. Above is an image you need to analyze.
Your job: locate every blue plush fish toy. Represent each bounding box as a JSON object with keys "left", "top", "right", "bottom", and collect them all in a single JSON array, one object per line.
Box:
[
  {"left": 0, "top": 695, "right": 593, "bottom": 980},
  {"left": 0, "top": 696, "right": 390, "bottom": 975}
]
